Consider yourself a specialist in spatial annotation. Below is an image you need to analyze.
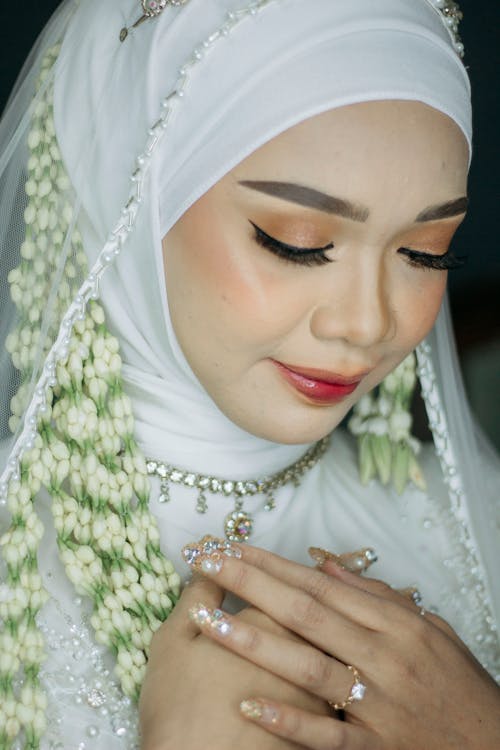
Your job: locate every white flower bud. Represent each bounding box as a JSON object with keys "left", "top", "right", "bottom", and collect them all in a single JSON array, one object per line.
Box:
[
  {"left": 90, "top": 304, "right": 105, "bottom": 325},
  {"left": 55, "top": 459, "right": 70, "bottom": 486},
  {"left": 33, "top": 708, "right": 47, "bottom": 735},
  {"left": 356, "top": 394, "right": 374, "bottom": 418},
  {"left": 129, "top": 582, "right": 146, "bottom": 602},
  {"left": 382, "top": 373, "right": 398, "bottom": 394},
  {"left": 75, "top": 545, "right": 95, "bottom": 565},
  {"left": 167, "top": 572, "right": 181, "bottom": 591},
  {"left": 117, "top": 649, "right": 134, "bottom": 671},
  {"left": 367, "top": 417, "right": 389, "bottom": 436},
  {"left": 120, "top": 673, "right": 136, "bottom": 698}
]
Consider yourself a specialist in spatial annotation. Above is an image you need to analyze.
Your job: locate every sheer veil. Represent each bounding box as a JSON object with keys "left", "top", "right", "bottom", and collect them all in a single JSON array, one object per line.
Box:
[{"left": 0, "top": 0, "right": 498, "bottom": 741}]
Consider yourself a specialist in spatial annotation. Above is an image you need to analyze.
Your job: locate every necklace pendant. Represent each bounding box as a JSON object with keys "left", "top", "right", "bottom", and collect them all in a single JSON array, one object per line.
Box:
[
  {"left": 158, "top": 480, "right": 171, "bottom": 503},
  {"left": 264, "top": 493, "right": 276, "bottom": 512},
  {"left": 196, "top": 490, "right": 208, "bottom": 514},
  {"left": 224, "top": 510, "right": 253, "bottom": 542}
]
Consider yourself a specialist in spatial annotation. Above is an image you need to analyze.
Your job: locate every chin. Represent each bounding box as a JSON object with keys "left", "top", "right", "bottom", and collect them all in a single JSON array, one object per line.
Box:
[{"left": 229, "top": 402, "right": 350, "bottom": 445}]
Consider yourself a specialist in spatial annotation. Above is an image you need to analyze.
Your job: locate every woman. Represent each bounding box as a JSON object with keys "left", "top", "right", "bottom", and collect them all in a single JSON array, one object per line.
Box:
[{"left": 0, "top": 0, "right": 498, "bottom": 748}]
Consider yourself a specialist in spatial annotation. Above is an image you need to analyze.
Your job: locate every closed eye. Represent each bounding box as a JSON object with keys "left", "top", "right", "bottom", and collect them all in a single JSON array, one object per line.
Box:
[
  {"left": 250, "top": 222, "right": 333, "bottom": 267},
  {"left": 398, "top": 247, "right": 467, "bottom": 271}
]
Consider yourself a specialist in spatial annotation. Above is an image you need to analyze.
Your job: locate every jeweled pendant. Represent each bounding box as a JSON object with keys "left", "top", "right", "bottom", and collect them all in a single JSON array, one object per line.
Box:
[
  {"left": 120, "top": 0, "right": 190, "bottom": 42},
  {"left": 142, "top": 0, "right": 168, "bottom": 15},
  {"left": 224, "top": 510, "right": 253, "bottom": 542}
]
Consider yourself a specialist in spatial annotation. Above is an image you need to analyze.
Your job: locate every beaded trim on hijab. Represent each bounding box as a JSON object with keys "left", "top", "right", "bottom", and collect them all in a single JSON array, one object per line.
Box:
[
  {"left": 120, "top": 0, "right": 190, "bottom": 42},
  {"left": 146, "top": 436, "right": 330, "bottom": 542},
  {"left": 119, "top": 0, "right": 465, "bottom": 58}
]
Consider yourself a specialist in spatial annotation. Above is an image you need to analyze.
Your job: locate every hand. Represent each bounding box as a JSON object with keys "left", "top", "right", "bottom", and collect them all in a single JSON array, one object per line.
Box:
[
  {"left": 139, "top": 572, "right": 329, "bottom": 750},
  {"left": 185, "top": 538, "right": 500, "bottom": 750}
]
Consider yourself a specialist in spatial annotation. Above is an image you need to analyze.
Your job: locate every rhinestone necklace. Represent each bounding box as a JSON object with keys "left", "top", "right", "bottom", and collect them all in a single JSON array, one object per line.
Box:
[{"left": 146, "top": 436, "right": 330, "bottom": 542}]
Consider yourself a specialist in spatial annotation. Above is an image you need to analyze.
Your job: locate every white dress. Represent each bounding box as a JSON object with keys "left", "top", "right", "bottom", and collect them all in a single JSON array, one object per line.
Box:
[{"left": 10, "top": 428, "right": 497, "bottom": 750}]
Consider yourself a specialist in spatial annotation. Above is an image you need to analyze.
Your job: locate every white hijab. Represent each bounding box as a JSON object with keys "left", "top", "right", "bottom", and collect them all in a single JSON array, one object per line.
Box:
[{"left": 52, "top": 0, "right": 471, "bottom": 479}]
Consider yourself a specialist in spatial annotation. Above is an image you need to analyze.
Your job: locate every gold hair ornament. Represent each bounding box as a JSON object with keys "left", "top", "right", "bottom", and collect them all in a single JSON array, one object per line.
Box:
[
  {"left": 427, "top": 0, "right": 464, "bottom": 57},
  {"left": 120, "top": 0, "right": 190, "bottom": 42}
]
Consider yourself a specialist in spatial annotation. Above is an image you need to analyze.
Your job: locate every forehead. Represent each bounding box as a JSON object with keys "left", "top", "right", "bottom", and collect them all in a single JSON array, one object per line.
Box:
[{"left": 230, "top": 101, "right": 469, "bottom": 209}]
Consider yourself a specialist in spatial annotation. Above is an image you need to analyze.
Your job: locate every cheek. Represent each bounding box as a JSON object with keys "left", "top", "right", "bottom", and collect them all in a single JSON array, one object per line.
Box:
[
  {"left": 163, "top": 198, "right": 309, "bottom": 358},
  {"left": 164, "top": 203, "right": 254, "bottom": 345},
  {"left": 395, "top": 272, "right": 447, "bottom": 347}
]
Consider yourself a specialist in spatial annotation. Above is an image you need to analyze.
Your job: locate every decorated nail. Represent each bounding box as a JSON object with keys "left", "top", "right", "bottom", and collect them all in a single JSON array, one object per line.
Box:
[
  {"left": 308, "top": 546, "right": 377, "bottom": 574},
  {"left": 182, "top": 534, "right": 241, "bottom": 570},
  {"left": 188, "top": 602, "right": 233, "bottom": 636},
  {"left": 398, "top": 586, "right": 423, "bottom": 606},
  {"left": 240, "top": 699, "right": 279, "bottom": 725}
]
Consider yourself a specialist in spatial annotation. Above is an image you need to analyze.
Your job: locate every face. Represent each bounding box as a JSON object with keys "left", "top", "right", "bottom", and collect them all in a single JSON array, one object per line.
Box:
[{"left": 163, "top": 101, "right": 469, "bottom": 444}]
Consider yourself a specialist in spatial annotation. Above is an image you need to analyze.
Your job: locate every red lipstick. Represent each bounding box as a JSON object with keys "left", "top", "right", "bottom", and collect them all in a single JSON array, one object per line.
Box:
[{"left": 272, "top": 360, "right": 365, "bottom": 404}]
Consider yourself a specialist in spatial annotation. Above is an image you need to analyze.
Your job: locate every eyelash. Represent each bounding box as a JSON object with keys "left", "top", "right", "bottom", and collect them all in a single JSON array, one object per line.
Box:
[
  {"left": 251, "top": 221, "right": 467, "bottom": 272},
  {"left": 251, "top": 222, "right": 333, "bottom": 266},
  {"left": 398, "top": 247, "right": 467, "bottom": 271}
]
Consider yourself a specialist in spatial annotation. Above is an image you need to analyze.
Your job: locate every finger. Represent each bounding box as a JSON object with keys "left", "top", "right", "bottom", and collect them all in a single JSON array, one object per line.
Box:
[
  {"left": 188, "top": 602, "right": 372, "bottom": 711},
  {"left": 319, "top": 561, "right": 468, "bottom": 649},
  {"left": 166, "top": 573, "right": 225, "bottom": 638},
  {"left": 239, "top": 543, "right": 408, "bottom": 629},
  {"left": 187, "top": 536, "right": 410, "bottom": 632},
  {"left": 240, "top": 698, "right": 378, "bottom": 750},
  {"left": 318, "top": 559, "right": 422, "bottom": 613},
  {"left": 183, "top": 543, "right": 371, "bottom": 661}
]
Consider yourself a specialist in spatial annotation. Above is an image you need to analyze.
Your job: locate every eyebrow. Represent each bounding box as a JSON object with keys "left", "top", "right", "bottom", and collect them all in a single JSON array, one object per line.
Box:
[
  {"left": 239, "top": 180, "right": 370, "bottom": 222},
  {"left": 415, "top": 197, "right": 468, "bottom": 222},
  {"left": 239, "top": 180, "right": 468, "bottom": 224}
]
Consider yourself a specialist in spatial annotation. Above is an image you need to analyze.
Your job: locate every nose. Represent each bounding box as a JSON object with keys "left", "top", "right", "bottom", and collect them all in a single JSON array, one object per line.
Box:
[{"left": 309, "top": 256, "right": 394, "bottom": 348}]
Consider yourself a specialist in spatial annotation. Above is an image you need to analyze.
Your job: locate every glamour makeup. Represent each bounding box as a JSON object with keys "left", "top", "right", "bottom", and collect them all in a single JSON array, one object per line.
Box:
[{"left": 271, "top": 360, "right": 366, "bottom": 405}]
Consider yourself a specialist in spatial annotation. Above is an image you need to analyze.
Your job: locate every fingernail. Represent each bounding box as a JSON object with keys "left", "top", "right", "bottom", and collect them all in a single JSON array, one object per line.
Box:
[
  {"left": 308, "top": 547, "right": 377, "bottom": 574},
  {"left": 240, "top": 699, "right": 279, "bottom": 725},
  {"left": 182, "top": 534, "right": 241, "bottom": 568},
  {"left": 398, "top": 586, "right": 423, "bottom": 607},
  {"left": 188, "top": 603, "right": 233, "bottom": 636},
  {"left": 188, "top": 602, "right": 213, "bottom": 626},
  {"left": 308, "top": 547, "right": 329, "bottom": 566},
  {"left": 196, "top": 552, "right": 225, "bottom": 575}
]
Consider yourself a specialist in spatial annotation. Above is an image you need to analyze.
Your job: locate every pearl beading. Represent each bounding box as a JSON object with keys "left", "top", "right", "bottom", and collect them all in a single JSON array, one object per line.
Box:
[
  {"left": 0, "top": 0, "right": 280, "bottom": 507},
  {"left": 416, "top": 341, "right": 499, "bottom": 679},
  {"left": 425, "top": 0, "right": 464, "bottom": 57},
  {"left": 38, "top": 596, "right": 139, "bottom": 748}
]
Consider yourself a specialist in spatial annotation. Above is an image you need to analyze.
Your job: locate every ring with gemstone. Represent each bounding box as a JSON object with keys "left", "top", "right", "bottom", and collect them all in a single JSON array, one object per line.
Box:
[{"left": 328, "top": 665, "right": 367, "bottom": 711}]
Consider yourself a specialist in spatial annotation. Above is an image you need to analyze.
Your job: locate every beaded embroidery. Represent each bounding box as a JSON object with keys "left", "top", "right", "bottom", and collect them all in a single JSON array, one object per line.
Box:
[
  {"left": 426, "top": 0, "right": 464, "bottom": 57},
  {"left": 120, "top": 0, "right": 190, "bottom": 42},
  {"left": 416, "top": 341, "right": 499, "bottom": 679}
]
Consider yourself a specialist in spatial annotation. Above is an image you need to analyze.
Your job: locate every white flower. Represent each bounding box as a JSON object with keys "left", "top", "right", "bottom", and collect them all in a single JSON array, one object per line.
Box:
[
  {"left": 356, "top": 394, "right": 374, "bottom": 418},
  {"left": 382, "top": 372, "right": 398, "bottom": 394},
  {"left": 366, "top": 417, "right": 389, "bottom": 436},
  {"left": 377, "top": 394, "right": 392, "bottom": 418},
  {"left": 388, "top": 410, "right": 412, "bottom": 442},
  {"left": 90, "top": 304, "right": 105, "bottom": 325},
  {"left": 117, "top": 649, "right": 134, "bottom": 672},
  {"left": 167, "top": 572, "right": 181, "bottom": 591}
]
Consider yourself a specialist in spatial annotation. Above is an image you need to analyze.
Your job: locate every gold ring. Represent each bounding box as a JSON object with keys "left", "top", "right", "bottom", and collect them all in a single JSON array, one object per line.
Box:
[{"left": 328, "top": 665, "right": 367, "bottom": 711}]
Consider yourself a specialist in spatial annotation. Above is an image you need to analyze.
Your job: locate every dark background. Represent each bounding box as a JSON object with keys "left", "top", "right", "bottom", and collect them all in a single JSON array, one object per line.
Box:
[{"left": 1, "top": 1, "right": 499, "bottom": 446}]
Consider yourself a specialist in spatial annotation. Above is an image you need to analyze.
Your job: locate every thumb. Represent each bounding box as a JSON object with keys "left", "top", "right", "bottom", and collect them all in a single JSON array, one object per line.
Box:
[{"left": 167, "top": 572, "right": 225, "bottom": 637}]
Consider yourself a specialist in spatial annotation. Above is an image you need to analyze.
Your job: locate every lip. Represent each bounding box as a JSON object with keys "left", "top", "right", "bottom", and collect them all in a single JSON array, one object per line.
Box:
[{"left": 271, "top": 360, "right": 368, "bottom": 404}]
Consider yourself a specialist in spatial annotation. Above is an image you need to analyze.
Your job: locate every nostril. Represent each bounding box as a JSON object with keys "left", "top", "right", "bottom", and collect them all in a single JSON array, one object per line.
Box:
[{"left": 310, "top": 293, "right": 394, "bottom": 347}]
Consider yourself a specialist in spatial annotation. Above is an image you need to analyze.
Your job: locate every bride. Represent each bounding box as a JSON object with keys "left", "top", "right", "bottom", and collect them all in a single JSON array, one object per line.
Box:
[{"left": 0, "top": 1, "right": 498, "bottom": 748}]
